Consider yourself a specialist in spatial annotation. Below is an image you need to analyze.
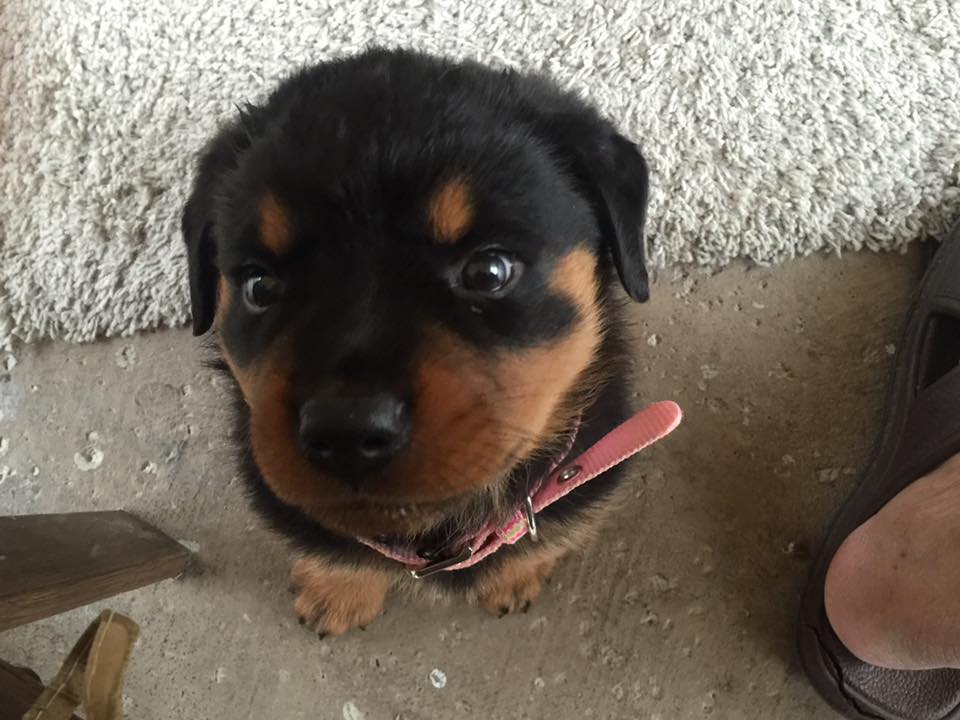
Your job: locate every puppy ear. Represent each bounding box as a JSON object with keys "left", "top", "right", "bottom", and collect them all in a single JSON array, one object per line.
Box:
[
  {"left": 523, "top": 93, "right": 651, "bottom": 302},
  {"left": 182, "top": 108, "right": 262, "bottom": 335},
  {"left": 587, "top": 133, "right": 650, "bottom": 303},
  {"left": 182, "top": 185, "right": 218, "bottom": 336}
]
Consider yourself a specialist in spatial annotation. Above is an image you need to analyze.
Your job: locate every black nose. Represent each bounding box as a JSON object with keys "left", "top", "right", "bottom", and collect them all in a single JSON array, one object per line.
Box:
[{"left": 298, "top": 391, "right": 411, "bottom": 484}]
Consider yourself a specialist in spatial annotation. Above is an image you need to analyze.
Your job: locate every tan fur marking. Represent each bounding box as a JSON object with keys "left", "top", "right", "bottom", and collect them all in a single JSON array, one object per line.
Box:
[
  {"left": 248, "top": 364, "right": 319, "bottom": 502},
  {"left": 398, "top": 332, "right": 506, "bottom": 500},
  {"left": 258, "top": 192, "right": 292, "bottom": 254},
  {"left": 394, "top": 246, "right": 602, "bottom": 501},
  {"left": 492, "top": 247, "right": 603, "bottom": 459},
  {"left": 219, "top": 338, "right": 324, "bottom": 505},
  {"left": 290, "top": 556, "right": 392, "bottom": 635},
  {"left": 214, "top": 277, "right": 230, "bottom": 329},
  {"left": 428, "top": 177, "right": 474, "bottom": 244}
]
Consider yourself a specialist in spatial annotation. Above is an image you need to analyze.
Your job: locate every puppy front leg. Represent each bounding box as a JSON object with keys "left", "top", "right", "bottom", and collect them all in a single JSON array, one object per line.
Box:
[
  {"left": 289, "top": 556, "right": 393, "bottom": 637},
  {"left": 473, "top": 546, "right": 566, "bottom": 617}
]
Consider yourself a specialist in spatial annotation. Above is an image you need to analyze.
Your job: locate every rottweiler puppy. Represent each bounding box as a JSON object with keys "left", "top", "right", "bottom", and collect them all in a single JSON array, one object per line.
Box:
[{"left": 183, "top": 48, "right": 651, "bottom": 636}]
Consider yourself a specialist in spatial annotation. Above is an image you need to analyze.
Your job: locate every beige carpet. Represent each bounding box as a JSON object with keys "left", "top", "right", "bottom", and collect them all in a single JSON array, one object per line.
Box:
[{"left": 0, "top": 0, "right": 958, "bottom": 348}]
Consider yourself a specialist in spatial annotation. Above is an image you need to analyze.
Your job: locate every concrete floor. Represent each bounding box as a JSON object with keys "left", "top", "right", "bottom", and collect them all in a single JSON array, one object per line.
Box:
[{"left": 0, "top": 246, "right": 926, "bottom": 719}]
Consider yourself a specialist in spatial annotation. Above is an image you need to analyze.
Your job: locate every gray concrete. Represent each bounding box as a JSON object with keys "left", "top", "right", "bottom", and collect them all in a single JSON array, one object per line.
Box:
[{"left": 0, "top": 247, "right": 925, "bottom": 719}]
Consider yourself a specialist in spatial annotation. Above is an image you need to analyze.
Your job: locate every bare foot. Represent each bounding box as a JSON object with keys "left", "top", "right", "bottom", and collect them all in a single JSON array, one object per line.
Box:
[
  {"left": 825, "top": 452, "right": 960, "bottom": 669},
  {"left": 289, "top": 557, "right": 392, "bottom": 637}
]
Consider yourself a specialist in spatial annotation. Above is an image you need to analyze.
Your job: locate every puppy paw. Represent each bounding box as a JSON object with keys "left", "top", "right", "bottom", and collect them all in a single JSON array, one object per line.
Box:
[
  {"left": 289, "top": 557, "right": 391, "bottom": 637},
  {"left": 476, "top": 551, "right": 560, "bottom": 617}
]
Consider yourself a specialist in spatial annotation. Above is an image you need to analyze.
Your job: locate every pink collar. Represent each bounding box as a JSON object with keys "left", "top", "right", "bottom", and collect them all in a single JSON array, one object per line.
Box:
[{"left": 359, "top": 401, "right": 683, "bottom": 578}]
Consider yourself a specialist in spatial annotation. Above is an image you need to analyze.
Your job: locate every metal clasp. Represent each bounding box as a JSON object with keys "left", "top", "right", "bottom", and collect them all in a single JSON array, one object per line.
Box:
[
  {"left": 409, "top": 546, "right": 473, "bottom": 579},
  {"left": 524, "top": 495, "right": 539, "bottom": 542}
]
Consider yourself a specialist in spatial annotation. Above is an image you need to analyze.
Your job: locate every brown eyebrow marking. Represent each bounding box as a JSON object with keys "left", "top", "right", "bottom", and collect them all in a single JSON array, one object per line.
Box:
[
  {"left": 258, "top": 191, "right": 293, "bottom": 255},
  {"left": 214, "top": 276, "right": 231, "bottom": 329},
  {"left": 427, "top": 176, "right": 474, "bottom": 244}
]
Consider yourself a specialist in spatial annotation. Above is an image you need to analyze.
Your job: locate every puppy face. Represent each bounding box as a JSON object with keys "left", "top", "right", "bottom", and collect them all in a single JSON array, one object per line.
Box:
[{"left": 183, "top": 50, "right": 650, "bottom": 538}]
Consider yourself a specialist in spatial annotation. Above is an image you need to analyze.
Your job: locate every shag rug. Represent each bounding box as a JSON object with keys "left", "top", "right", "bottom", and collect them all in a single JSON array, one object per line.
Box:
[{"left": 1, "top": 0, "right": 958, "bottom": 347}]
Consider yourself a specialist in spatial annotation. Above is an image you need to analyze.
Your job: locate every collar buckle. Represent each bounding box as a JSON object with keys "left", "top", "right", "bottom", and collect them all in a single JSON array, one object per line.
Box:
[
  {"left": 523, "top": 495, "right": 539, "bottom": 542},
  {"left": 409, "top": 546, "right": 473, "bottom": 579}
]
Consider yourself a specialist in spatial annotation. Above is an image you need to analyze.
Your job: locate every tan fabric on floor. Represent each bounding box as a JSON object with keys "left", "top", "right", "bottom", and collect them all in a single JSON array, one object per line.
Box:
[{"left": 23, "top": 610, "right": 139, "bottom": 720}]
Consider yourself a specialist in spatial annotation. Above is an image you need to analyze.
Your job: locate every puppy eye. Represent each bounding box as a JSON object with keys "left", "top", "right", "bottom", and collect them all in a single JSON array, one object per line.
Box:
[
  {"left": 241, "top": 268, "right": 283, "bottom": 312},
  {"left": 460, "top": 250, "right": 520, "bottom": 296}
]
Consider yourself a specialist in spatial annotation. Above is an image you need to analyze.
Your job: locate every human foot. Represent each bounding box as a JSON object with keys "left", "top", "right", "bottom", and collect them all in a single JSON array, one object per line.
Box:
[
  {"left": 798, "top": 220, "right": 960, "bottom": 719},
  {"left": 826, "top": 452, "right": 960, "bottom": 671}
]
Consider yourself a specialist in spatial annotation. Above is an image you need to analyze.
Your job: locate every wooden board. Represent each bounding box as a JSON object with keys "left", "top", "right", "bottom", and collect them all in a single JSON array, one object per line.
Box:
[{"left": 0, "top": 511, "right": 190, "bottom": 631}]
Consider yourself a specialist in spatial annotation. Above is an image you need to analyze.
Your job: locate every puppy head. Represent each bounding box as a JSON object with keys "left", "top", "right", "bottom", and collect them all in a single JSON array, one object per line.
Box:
[{"left": 183, "top": 50, "right": 650, "bottom": 538}]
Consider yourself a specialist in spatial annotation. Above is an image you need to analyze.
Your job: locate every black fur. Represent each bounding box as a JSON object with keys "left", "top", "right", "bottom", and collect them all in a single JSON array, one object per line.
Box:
[{"left": 183, "top": 48, "right": 650, "bottom": 597}]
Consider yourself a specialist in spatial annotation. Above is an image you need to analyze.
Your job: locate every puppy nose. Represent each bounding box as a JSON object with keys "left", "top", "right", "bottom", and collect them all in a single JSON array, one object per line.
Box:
[{"left": 298, "top": 391, "right": 411, "bottom": 484}]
